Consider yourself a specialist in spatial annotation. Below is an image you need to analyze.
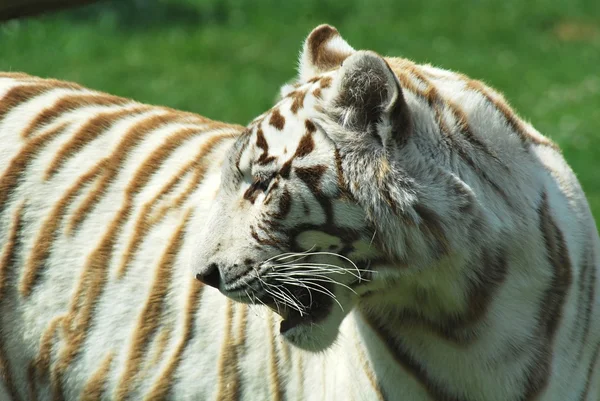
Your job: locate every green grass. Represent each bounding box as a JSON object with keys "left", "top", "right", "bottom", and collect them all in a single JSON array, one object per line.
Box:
[{"left": 1, "top": 0, "right": 599, "bottom": 221}]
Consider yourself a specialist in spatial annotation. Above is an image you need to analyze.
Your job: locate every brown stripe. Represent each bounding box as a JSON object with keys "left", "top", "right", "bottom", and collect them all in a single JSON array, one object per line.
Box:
[
  {"left": 117, "top": 132, "right": 236, "bottom": 278},
  {"left": 150, "top": 132, "right": 237, "bottom": 218},
  {"left": 294, "top": 165, "right": 327, "bottom": 193},
  {"left": 0, "top": 205, "right": 23, "bottom": 399},
  {"left": 27, "top": 362, "right": 38, "bottom": 401},
  {"left": 354, "top": 334, "right": 387, "bottom": 401},
  {"left": 0, "top": 338, "right": 21, "bottom": 401},
  {"left": 114, "top": 209, "right": 192, "bottom": 401},
  {"left": 0, "top": 205, "right": 25, "bottom": 401},
  {"left": 295, "top": 353, "right": 304, "bottom": 401},
  {"left": 51, "top": 137, "right": 189, "bottom": 394},
  {"left": 294, "top": 132, "right": 315, "bottom": 159},
  {"left": 20, "top": 93, "right": 130, "bottom": 139},
  {"left": 279, "top": 337, "right": 290, "bottom": 366},
  {"left": 216, "top": 300, "right": 242, "bottom": 400},
  {"left": 20, "top": 161, "right": 106, "bottom": 297},
  {"left": 270, "top": 188, "right": 292, "bottom": 221},
  {"left": 319, "top": 76, "right": 333, "bottom": 89},
  {"left": 143, "top": 277, "right": 205, "bottom": 400},
  {"left": 580, "top": 341, "right": 600, "bottom": 401},
  {"left": 289, "top": 90, "right": 306, "bottom": 114},
  {"left": 269, "top": 109, "right": 286, "bottom": 131},
  {"left": 465, "top": 79, "right": 557, "bottom": 150},
  {"left": 266, "top": 312, "right": 283, "bottom": 401},
  {"left": 0, "top": 202, "right": 24, "bottom": 299},
  {"left": 44, "top": 106, "right": 149, "bottom": 180},
  {"left": 523, "top": 192, "right": 573, "bottom": 399},
  {"left": 65, "top": 112, "right": 185, "bottom": 235},
  {"left": 144, "top": 326, "right": 172, "bottom": 374},
  {"left": 34, "top": 316, "right": 63, "bottom": 375},
  {"left": 80, "top": 352, "right": 114, "bottom": 401},
  {"left": 0, "top": 121, "right": 68, "bottom": 217},
  {"left": 0, "top": 83, "right": 78, "bottom": 123}
]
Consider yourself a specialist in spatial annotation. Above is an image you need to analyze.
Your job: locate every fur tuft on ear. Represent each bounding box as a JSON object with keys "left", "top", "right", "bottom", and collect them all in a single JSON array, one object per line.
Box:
[
  {"left": 327, "top": 51, "right": 411, "bottom": 146},
  {"left": 298, "top": 24, "right": 355, "bottom": 81}
]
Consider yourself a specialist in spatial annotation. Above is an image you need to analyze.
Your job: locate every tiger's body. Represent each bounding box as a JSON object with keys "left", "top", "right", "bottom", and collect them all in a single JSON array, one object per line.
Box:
[{"left": 1, "top": 24, "right": 599, "bottom": 401}]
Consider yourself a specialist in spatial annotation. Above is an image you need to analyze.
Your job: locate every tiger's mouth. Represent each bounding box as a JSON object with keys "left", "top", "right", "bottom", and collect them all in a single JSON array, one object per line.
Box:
[
  {"left": 265, "top": 300, "right": 329, "bottom": 334},
  {"left": 260, "top": 285, "right": 333, "bottom": 334}
]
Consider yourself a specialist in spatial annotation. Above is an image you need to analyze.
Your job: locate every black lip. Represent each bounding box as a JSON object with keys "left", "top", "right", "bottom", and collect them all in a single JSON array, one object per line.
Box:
[{"left": 280, "top": 310, "right": 313, "bottom": 334}]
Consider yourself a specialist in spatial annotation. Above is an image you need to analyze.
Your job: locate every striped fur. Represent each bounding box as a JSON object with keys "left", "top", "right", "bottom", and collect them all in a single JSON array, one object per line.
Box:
[
  {"left": 193, "top": 25, "right": 600, "bottom": 400},
  {"left": 0, "top": 23, "right": 599, "bottom": 401},
  {"left": 0, "top": 71, "right": 391, "bottom": 401}
]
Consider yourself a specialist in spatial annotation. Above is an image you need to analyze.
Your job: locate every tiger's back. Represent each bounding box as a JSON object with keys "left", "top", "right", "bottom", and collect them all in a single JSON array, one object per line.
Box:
[{"left": 0, "top": 73, "right": 273, "bottom": 400}]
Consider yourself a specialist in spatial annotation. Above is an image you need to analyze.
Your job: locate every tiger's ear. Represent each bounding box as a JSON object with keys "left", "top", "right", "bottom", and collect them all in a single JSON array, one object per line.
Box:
[
  {"left": 298, "top": 24, "right": 355, "bottom": 81},
  {"left": 327, "top": 51, "right": 411, "bottom": 146}
]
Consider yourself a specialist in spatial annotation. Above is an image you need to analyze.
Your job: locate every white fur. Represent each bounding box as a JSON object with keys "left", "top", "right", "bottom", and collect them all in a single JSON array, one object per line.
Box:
[{"left": 2, "top": 22, "right": 600, "bottom": 401}]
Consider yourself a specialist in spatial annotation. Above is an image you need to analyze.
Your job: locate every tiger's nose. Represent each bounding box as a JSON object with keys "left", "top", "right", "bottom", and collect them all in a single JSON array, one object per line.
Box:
[{"left": 195, "top": 263, "right": 221, "bottom": 288}]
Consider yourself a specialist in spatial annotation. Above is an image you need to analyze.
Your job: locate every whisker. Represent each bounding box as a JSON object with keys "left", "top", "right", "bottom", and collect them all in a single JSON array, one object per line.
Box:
[{"left": 279, "top": 278, "right": 344, "bottom": 312}]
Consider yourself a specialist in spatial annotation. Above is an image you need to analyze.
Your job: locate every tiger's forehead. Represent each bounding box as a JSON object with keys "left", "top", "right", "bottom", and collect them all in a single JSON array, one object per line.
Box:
[{"left": 244, "top": 72, "right": 337, "bottom": 160}]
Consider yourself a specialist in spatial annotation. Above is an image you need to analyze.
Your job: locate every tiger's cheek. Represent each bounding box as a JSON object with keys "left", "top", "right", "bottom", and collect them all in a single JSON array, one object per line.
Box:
[{"left": 295, "top": 231, "right": 343, "bottom": 252}]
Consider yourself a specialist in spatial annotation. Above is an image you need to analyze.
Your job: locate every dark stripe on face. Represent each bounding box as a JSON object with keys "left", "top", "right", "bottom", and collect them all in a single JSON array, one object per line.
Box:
[
  {"left": 270, "top": 188, "right": 292, "bottom": 220},
  {"left": 305, "top": 119, "right": 317, "bottom": 134},
  {"left": 290, "top": 90, "right": 306, "bottom": 114},
  {"left": 413, "top": 204, "right": 450, "bottom": 258},
  {"left": 333, "top": 148, "right": 353, "bottom": 199},
  {"left": 320, "top": 76, "right": 333, "bottom": 89},
  {"left": 279, "top": 160, "right": 292, "bottom": 179},
  {"left": 256, "top": 128, "right": 276, "bottom": 165},
  {"left": 294, "top": 133, "right": 315, "bottom": 159},
  {"left": 269, "top": 109, "right": 286, "bottom": 131},
  {"left": 294, "top": 165, "right": 327, "bottom": 194}
]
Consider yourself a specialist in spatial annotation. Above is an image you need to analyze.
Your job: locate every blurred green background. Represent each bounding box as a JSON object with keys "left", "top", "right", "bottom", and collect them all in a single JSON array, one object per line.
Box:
[{"left": 0, "top": 0, "right": 599, "bottom": 221}]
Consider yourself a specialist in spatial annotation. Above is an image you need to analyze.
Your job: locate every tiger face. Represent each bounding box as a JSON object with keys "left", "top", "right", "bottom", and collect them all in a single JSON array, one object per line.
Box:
[{"left": 193, "top": 25, "right": 413, "bottom": 351}]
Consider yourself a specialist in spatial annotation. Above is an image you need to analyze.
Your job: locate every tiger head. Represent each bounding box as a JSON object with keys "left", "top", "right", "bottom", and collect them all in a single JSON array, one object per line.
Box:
[{"left": 193, "top": 25, "right": 416, "bottom": 351}]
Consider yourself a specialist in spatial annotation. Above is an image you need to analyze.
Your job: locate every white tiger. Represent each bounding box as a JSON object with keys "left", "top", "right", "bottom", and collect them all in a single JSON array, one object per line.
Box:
[{"left": 0, "top": 24, "right": 599, "bottom": 401}]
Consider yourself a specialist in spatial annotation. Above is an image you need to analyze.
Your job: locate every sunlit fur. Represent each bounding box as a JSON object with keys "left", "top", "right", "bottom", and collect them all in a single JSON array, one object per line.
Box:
[
  {"left": 0, "top": 22, "right": 599, "bottom": 401},
  {"left": 193, "top": 24, "right": 600, "bottom": 400}
]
